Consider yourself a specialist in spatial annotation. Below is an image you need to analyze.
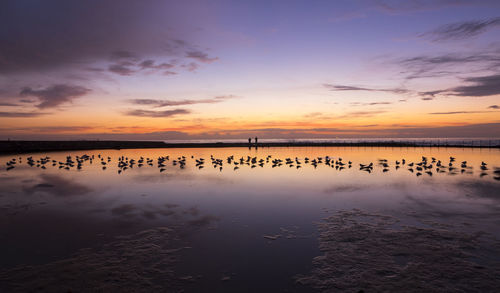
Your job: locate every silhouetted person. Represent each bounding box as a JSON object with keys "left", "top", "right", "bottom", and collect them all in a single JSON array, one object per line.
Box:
[
  {"left": 255, "top": 137, "right": 258, "bottom": 145},
  {"left": 248, "top": 137, "right": 251, "bottom": 144}
]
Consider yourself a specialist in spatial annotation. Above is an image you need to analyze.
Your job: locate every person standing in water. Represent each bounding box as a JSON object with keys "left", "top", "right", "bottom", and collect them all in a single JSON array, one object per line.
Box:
[
  {"left": 248, "top": 137, "right": 251, "bottom": 145},
  {"left": 255, "top": 137, "right": 258, "bottom": 145}
]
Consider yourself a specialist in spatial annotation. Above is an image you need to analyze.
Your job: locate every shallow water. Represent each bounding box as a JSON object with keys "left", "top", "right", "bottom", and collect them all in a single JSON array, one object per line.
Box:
[{"left": 1, "top": 147, "right": 499, "bottom": 292}]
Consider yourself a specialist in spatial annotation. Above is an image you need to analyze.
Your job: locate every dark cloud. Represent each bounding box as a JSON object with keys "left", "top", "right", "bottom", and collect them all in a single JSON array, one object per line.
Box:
[
  {"left": 138, "top": 60, "right": 153, "bottom": 67},
  {"left": 0, "top": 129, "right": 193, "bottom": 140},
  {"left": 0, "top": 1, "right": 191, "bottom": 74},
  {"left": 419, "top": 90, "right": 446, "bottom": 98},
  {"left": 0, "top": 102, "right": 19, "bottom": 106},
  {"left": 107, "top": 58, "right": 177, "bottom": 76},
  {"left": 7, "top": 126, "right": 95, "bottom": 132},
  {"left": 488, "top": 105, "right": 499, "bottom": 109},
  {"left": 398, "top": 53, "right": 500, "bottom": 80},
  {"left": 421, "top": 17, "right": 500, "bottom": 41},
  {"left": 367, "top": 102, "right": 392, "bottom": 105},
  {"left": 338, "top": 110, "right": 387, "bottom": 118},
  {"left": 350, "top": 101, "right": 393, "bottom": 106},
  {"left": 450, "top": 74, "right": 500, "bottom": 96},
  {"left": 185, "top": 50, "right": 219, "bottom": 63},
  {"left": 162, "top": 71, "right": 177, "bottom": 76},
  {"left": 402, "top": 54, "right": 500, "bottom": 67},
  {"left": 108, "top": 62, "right": 136, "bottom": 76},
  {"left": 139, "top": 60, "right": 175, "bottom": 70},
  {"left": 0, "top": 0, "right": 217, "bottom": 85},
  {"left": 124, "top": 108, "right": 190, "bottom": 118},
  {"left": 326, "top": 85, "right": 372, "bottom": 91},
  {"left": 372, "top": 0, "right": 485, "bottom": 14},
  {"left": 109, "top": 50, "right": 138, "bottom": 61},
  {"left": 128, "top": 99, "right": 163, "bottom": 106},
  {"left": 329, "top": 11, "right": 366, "bottom": 22},
  {"left": 128, "top": 95, "right": 235, "bottom": 108},
  {"left": 324, "top": 84, "right": 409, "bottom": 94},
  {"left": 415, "top": 74, "right": 500, "bottom": 98},
  {"left": 429, "top": 111, "right": 491, "bottom": 115},
  {"left": 304, "top": 112, "right": 325, "bottom": 118},
  {"left": 0, "top": 111, "right": 47, "bottom": 117},
  {"left": 182, "top": 62, "right": 200, "bottom": 72},
  {"left": 104, "top": 50, "right": 217, "bottom": 76},
  {"left": 20, "top": 84, "right": 90, "bottom": 109}
]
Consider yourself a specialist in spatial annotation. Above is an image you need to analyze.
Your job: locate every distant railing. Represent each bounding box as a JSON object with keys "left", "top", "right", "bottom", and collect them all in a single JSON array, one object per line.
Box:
[{"left": 1, "top": 139, "right": 499, "bottom": 154}]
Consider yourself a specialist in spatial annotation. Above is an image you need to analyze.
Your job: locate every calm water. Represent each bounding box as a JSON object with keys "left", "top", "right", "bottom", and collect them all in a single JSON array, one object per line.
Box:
[{"left": 1, "top": 147, "right": 499, "bottom": 292}]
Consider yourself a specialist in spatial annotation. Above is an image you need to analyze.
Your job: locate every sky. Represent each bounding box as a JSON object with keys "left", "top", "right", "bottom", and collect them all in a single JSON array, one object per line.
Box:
[{"left": 1, "top": 0, "right": 500, "bottom": 140}]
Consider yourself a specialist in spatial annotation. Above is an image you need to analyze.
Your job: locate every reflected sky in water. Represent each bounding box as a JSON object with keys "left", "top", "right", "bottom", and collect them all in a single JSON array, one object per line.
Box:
[{"left": 1, "top": 147, "right": 499, "bottom": 291}]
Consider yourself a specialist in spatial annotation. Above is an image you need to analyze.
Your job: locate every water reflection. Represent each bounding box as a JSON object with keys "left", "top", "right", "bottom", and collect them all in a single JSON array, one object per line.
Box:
[
  {"left": 0, "top": 147, "right": 499, "bottom": 291},
  {"left": 2, "top": 148, "right": 499, "bottom": 181},
  {"left": 22, "top": 174, "right": 93, "bottom": 197}
]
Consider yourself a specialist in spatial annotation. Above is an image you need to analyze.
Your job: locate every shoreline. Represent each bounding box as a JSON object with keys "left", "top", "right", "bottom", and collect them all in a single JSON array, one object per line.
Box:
[{"left": 1, "top": 140, "right": 499, "bottom": 154}]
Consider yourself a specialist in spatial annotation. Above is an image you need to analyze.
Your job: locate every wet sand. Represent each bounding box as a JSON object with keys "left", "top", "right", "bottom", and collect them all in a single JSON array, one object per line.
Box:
[
  {"left": 296, "top": 210, "right": 500, "bottom": 292},
  {"left": 0, "top": 227, "right": 187, "bottom": 292}
]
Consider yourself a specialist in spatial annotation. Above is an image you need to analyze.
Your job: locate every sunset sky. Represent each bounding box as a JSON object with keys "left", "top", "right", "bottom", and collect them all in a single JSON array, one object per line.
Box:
[{"left": 1, "top": 0, "right": 499, "bottom": 140}]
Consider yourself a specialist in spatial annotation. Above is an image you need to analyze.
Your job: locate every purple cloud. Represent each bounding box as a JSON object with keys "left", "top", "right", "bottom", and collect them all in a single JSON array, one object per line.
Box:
[
  {"left": 0, "top": 102, "right": 19, "bottom": 107},
  {"left": 0, "top": 111, "right": 47, "bottom": 117},
  {"left": 20, "top": 84, "right": 90, "bottom": 109},
  {"left": 109, "top": 50, "right": 138, "bottom": 61},
  {"left": 451, "top": 74, "right": 500, "bottom": 97},
  {"left": 128, "top": 95, "right": 235, "bottom": 108},
  {"left": 324, "top": 84, "right": 409, "bottom": 94},
  {"left": 124, "top": 108, "right": 191, "bottom": 118},
  {"left": 182, "top": 62, "right": 200, "bottom": 72},
  {"left": 421, "top": 17, "right": 500, "bottom": 41},
  {"left": 139, "top": 60, "right": 175, "bottom": 70},
  {"left": 108, "top": 62, "right": 136, "bottom": 76},
  {"left": 185, "top": 50, "right": 219, "bottom": 63},
  {"left": 429, "top": 111, "right": 490, "bottom": 115}
]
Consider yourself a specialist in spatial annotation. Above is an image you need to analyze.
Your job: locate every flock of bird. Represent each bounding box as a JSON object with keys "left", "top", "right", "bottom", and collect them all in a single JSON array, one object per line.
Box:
[{"left": 2, "top": 153, "right": 500, "bottom": 180}]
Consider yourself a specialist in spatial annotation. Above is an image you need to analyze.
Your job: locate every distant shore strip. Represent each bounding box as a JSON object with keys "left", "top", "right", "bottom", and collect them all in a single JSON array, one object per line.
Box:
[{"left": 1, "top": 140, "right": 499, "bottom": 154}]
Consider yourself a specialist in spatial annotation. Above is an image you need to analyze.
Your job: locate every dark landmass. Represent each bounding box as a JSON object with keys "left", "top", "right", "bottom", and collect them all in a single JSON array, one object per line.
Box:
[
  {"left": 0, "top": 140, "right": 167, "bottom": 154},
  {"left": 1, "top": 140, "right": 499, "bottom": 154}
]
